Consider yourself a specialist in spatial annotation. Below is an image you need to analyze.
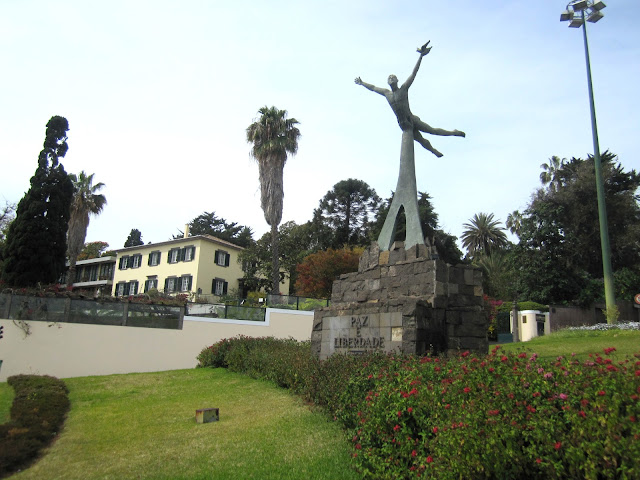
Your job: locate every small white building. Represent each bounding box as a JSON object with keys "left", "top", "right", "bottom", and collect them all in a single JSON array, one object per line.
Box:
[{"left": 510, "top": 310, "right": 551, "bottom": 342}]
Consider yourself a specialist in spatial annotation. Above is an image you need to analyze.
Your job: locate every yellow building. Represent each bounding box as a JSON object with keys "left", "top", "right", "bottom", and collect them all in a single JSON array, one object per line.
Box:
[{"left": 112, "top": 235, "right": 251, "bottom": 300}]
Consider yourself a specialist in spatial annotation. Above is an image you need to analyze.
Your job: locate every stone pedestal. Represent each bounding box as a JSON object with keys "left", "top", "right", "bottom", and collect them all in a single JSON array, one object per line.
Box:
[{"left": 311, "top": 241, "right": 488, "bottom": 360}]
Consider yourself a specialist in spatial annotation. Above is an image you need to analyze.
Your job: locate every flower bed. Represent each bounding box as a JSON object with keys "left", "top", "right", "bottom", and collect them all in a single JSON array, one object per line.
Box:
[{"left": 198, "top": 338, "right": 640, "bottom": 479}]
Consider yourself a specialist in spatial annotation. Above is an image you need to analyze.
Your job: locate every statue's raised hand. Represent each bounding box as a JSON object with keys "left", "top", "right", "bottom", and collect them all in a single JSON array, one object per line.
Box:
[
  {"left": 417, "top": 41, "right": 431, "bottom": 56},
  {"left": 354, "top": 77, "right": 363, "bottom": 85}
]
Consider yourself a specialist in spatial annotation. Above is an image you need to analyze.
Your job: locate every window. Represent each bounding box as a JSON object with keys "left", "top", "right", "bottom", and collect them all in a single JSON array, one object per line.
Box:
[
  {"left": 148, "top": 251, "right": 161, "bottom": 267},
  {"left": 212, "top": 278, "right": 228, "bottom": 296},
  {"left": 100, "top": 263, "right": 114, "bottom": 280},
  {"left": 168, "top": 248, "right": 180, "bottom": 264},
  {"left": 164, "top": 277, "right": 178, "bottom": 293},
  {"left": 131, "top": 254, "right": 142, "bottom": 269},
  {"left": 118, "top": 256, "right": 130, "bottom": 270},
  {"left": 144, "top": 277, "right": 158, "bottom": 292},
  {"left": 88, "top": 265, "right": 98, "bottom": 282},
  {"left": 215, "top": 250, "right": 230, "bottom": 267},
  {"left": 180, "top": 275, "right": 193, "bottom": 292},
  {"left": 116, "top": 281, "right": 138, "bottom": 296},
  {"left": 183, "top": 246, "right": 195, "bottom": 262}
]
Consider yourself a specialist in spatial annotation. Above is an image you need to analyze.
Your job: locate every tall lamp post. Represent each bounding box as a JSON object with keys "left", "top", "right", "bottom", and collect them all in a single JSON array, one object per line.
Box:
[{"left": 560, "top": 0, "right": 616, "bottom": 322}]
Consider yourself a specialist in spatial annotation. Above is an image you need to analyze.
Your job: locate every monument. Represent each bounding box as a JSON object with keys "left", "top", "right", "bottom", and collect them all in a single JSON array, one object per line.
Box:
[{"left": 311, "top": 42, "right": 487, "bottom": 360}]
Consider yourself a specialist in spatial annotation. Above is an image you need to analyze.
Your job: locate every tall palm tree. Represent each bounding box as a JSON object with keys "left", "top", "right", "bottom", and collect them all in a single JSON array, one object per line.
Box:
[
  {"left": 461, "top": 212, "right": 508, "bottom": 257},
  {"left": 540, "top": 156, "right": 566, "bottom": 192},
  {"left": 66, "top": 171, "right": 107, "bottom": 287},
  {"left": 246, "top": 106, "right": 300, "bottom": 294},
  {"left": 506, "top": 210, "right": 522, "bottom": 237}
]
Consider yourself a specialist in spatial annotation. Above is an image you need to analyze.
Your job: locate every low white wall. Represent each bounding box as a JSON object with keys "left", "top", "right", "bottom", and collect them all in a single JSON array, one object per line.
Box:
[{"left": 0, "top": 309, "right": 313, "bottom": 382}]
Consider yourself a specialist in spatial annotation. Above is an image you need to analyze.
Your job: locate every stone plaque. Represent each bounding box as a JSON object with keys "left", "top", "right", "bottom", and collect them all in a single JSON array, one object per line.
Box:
[
  {"left": 322, "top": 312, "right": 402, "bottom": 357},
  {"left": 391, "top": 327, "right": 403, "bottom": 342}
]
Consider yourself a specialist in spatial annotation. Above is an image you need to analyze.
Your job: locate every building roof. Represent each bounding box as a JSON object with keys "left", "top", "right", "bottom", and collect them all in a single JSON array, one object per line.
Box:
[{"left": 112, "top": 235, "right": 245, "bottom": 254}]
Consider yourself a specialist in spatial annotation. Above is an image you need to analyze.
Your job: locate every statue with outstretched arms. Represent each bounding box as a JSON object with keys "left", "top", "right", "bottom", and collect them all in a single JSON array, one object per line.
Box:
[
  {"left": 355, "top": 41, "right": 465, "bottom": 158},
  {"left": 355, "top": 42, "right": 466, "bottom": 250}
]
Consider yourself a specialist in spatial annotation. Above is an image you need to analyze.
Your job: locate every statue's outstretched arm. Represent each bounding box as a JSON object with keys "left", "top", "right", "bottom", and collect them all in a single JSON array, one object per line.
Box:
[
  {"left": 402, "top": 41, "right": 432, "bottom": 89},
  {"left": 354, "top": 77, "right": 388, "bottom": 96}
]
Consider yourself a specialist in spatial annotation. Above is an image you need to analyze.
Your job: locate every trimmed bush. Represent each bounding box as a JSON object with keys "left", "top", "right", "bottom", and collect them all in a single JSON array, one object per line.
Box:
[{"left": 0, "top": 375, "right": 70, "bottom": 478}]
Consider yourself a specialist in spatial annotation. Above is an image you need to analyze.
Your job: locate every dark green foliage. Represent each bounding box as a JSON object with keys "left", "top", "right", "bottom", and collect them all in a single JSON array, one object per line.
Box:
[
  {"left": 495, "top": 300, "right": 549, "bottom": 312},
  {"left": 0, "top": 375, "right": 70, "bottom": 478},
  {"left": 372, "top": 191, "right": 463, "bottom": 265},
  {"left": 513, "top": 151, "right": 640, "bottom": 305},
  {"left": 1, "top": 117, "right": 74, "bottom": 287},
  {"left": 178, "top": 211, "right": 254, "bottom": 248},
  {"left": 124, "top": 228, "right": 144, "bottom": 247},
  {"left": 239, "top": 221, "right": 314, "bottom": 294},
  {"left": 313, "top": 179, "right": 382, "bottom": 249}
]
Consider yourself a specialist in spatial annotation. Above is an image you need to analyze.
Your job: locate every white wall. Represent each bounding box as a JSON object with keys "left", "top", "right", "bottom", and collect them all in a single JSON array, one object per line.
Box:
[
  {"left": 0, "top": 309, "right": 312, "bottom": 382},
  {"left": 510, "top": 310, "right": 550, "bottom": 342}
]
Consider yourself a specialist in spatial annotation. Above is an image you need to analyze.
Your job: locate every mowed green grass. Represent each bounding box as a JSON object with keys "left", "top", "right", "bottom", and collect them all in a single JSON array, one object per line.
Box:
[
  {"left": 2, "top": 368, "right": 359, "bottom": 480},
  {"left": 497, "top": 327, "right": 640, "bottom": 362}
]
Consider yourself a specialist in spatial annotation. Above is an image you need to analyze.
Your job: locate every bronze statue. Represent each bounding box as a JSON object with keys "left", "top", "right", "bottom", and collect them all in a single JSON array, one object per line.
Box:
[
  {"left": 355, "top": 41, "right": 465, "bottom": 158},
  {"left": 355, "top": 42, "right": 466, "bottom": 250}
]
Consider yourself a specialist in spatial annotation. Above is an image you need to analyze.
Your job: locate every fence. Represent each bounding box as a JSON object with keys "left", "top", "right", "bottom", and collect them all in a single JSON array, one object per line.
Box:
[
  {"left": 185, "top": 303, "right": 266, "bottom": 322},
  {"left": 549, "top": 301, "right": 639, "bottom": 332},
  {"left": 0, "top": 293, "right": 184, "bottom": 330}
]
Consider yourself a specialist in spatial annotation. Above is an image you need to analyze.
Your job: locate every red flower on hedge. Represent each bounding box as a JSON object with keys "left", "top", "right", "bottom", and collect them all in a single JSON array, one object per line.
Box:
[
  {"left": 463, "top": 387, "right": 471, "bottom": 394},
  {"left": 598, "top": 390, "right": 606, "bottom": 396},
  {"left": 554, "top": 442, "right": 562, "bottom": 450},
  {"left": 393, "top": 424, "right": 401, "bottom": 431},
  {"left": 426, "top": 456, "right": 434, "bottom": 463},
  {"left": 412, "top": 450, "right": 417, "bottom": 457}
]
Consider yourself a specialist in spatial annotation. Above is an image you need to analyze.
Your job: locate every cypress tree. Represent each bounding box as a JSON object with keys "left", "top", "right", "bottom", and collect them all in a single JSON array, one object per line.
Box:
[{"left": 1, "top": 116, "right": 74, "bottom": 287}]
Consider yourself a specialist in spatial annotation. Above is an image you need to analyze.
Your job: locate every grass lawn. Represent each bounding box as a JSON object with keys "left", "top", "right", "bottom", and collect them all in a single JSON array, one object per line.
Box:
[
  {"left": 2, "top": 368, "right": 359, "bottom": 480},
  {"left": 497, "top": 327, "right": 640, "bottom": 362}
]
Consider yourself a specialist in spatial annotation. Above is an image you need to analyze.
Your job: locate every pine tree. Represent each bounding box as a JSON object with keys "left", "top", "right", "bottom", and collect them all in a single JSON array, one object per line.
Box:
[{"left": 1, "top": 116, "right": 74, "bottom": 287}]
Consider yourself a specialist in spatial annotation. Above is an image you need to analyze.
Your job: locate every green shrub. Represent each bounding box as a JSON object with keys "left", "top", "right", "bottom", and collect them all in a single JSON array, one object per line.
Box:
[
  {"left": 0, "top": 375, "right": 70, "bottom": 478},
  {"left": 350, "top": 347, "right": 640, "bottom": 479},
  {"left": 496, "top": 300, "right": 548, "bottom": 312},
  {"left": 197, "top": 338, "right": 640, "bottom": 479}
]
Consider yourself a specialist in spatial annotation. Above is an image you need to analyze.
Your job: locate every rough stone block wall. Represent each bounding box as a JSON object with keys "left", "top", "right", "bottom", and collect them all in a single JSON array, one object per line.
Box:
[{"left": 311, "top": 242, "right": 488, "bottom": 359}]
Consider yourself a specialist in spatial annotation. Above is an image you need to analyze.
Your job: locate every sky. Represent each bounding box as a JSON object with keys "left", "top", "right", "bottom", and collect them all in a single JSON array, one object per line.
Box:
[{"left": 1, "top": 0, "right": 639, "bottom": 252}]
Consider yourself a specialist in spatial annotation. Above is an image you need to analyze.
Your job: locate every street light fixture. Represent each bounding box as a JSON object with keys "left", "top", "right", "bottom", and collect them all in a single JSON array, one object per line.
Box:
[{"left": 560, "top": 0, "right": 617, "bottom": 323}]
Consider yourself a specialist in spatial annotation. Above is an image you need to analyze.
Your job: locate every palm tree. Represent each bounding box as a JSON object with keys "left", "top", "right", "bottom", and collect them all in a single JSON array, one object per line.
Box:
[
  {"left": 246, "top": 106, "right": 300, "bottom": 294},
  {"left": 540, "top": 156, "right": 566, "bottom": 192},
  {"left": 506, "top": 210, "right": 522, "bottom": 237},
  {"left": 461, "top": 212, "right": 508, "bottom": 257},
  {"left": 66, "top": 172, "right": 107, "bottom": 287}
]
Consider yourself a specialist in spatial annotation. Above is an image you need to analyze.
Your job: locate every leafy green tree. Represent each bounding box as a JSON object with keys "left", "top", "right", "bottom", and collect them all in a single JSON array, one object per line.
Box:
[
  {"left": 124, "top": 228, "right": 144, "bottom": 247},
  {"left": 372, "top": 191, "right": 463, "bottom": 265},
  {"left": 78, "top": 241, "right": 110, "bottom": 260},
  {"left": 66, "top": 172, "right": 107, "bottom": 286},
  {"left": 1, "top": 116, "right": 74, "bottom": 287},
  {"left": 512, "top": 151, "right": 640, "bottom": 305},
  {"left": 239, "top": 221, "right": 313, "bottom": 294},
  {"left": 313, "top": 178, "right": 381, "bottom": 249},
  {"left": 246, "top": 106, "right": 301, "bottom": 294},
  {"left": 295, "top": 247, "right": 363, "bottom": 298},
  {"left": 461, "top": 212, "right": 508, "bottom": 258},
  {"left": 0, "top": 201, "right": 16, "bottom": 276},
  {"left": 178, "top": 211, "right": 253, "bottom": 248}
]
